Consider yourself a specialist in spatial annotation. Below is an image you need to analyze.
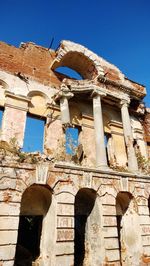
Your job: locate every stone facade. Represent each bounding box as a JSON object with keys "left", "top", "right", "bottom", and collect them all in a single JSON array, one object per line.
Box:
[{"left": 0, "top": 40, "right": 150, "bottom": 266}]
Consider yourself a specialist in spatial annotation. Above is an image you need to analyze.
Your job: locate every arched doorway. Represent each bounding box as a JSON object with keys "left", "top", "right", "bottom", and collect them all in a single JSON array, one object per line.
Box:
[
  {"left": 75, "top": 188, "right": 104, "bottom": 266},
  {"left": 14, "top": 185, "right": 52, "bottom": 266},
  {"left": 116, "top": 192, "right": 142, "bottom": 266},
  {"left": 75, "top": 188, "right": 96, "bottom": 266}
]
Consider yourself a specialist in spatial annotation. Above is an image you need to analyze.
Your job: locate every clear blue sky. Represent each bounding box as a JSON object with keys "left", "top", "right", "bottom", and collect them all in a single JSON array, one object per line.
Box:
[{"left": 1, "top": 0, "right": 150, "bottom": 106}]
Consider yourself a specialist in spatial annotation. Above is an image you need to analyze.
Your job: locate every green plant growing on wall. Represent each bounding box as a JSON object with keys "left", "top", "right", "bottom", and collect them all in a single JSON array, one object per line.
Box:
[
  {"left": 0, "top": 137, "right": 44, "bottom": 164},
  {"left": 136, "top": 150, "right": 150, "bottom": 174},
  {"left": 54, "top": 137, "right": 66, "bottom": 161},
  {"left": 110, "top": 163, "right": 129, "bottom": 172}
]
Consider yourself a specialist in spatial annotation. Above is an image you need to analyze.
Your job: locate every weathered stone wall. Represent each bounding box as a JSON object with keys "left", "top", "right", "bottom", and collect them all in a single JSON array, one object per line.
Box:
[
  {"left": 0, "top": 160, "right": 150, "bottom": 265},
  {"left": 0, "top": 41, "right": 64, "bottom": 87},
  {"left": 144, "top": 108, "right": 150, "bottom": 159},
  {"left": 0, "top": 40, "right": 150, "bottom": 266},
  {"left": 0, "top": 68, "right": 138, "bottom": 168}
]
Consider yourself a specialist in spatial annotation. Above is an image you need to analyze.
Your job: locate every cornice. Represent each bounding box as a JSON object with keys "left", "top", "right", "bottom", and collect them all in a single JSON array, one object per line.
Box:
[
  {"left": 5, "top": 91, "right": 31, "bottom": 102},
  {"left": 98, "top": 74, "right": 146, "bottom": 100}
]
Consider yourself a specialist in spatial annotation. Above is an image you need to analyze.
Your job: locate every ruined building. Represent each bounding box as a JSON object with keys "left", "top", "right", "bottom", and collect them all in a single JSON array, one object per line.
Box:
[{"left": 0, "top": 40, "right": 150, "bottom": 266}]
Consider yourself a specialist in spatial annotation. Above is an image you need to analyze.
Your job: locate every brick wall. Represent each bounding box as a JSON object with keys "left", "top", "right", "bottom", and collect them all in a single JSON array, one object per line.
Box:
[{"left": 0, "top": 41, "right": 65, "bottom": 87}]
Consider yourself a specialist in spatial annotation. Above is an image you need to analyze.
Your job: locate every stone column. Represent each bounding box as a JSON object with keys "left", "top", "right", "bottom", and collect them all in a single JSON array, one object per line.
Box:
[
  {"left": 120, "top": 99, "right": 138, "bottom": 172},
  {"left": 92, "top": 89, "right": 108, "bottom": 169},
  {"left": 59, "top": 91, "right": 74, "bottom": 125}
]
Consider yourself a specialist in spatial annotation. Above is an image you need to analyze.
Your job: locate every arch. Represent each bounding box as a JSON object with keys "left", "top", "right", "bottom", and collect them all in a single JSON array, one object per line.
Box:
[
  {"left": 16, "top": 168, "right": 67, "bottom": 196},
  {"left": 20, "top": 185, "right": 52, "bottom": 215},
  {"left": 51, "top": 40, "right": 104, "bottom": 80},
  {"left": 116, "top": 192, "right": 142, "bottom": 265},
  {"left": 56, "top": 191, "right": 75, "bottom": 204},
  {"left": 0, "top": 79, "right": 9, "bottom": 90},
  {"left": 54, "top": 180, "right": 78, "bottom": 196},
  {"left": 27, "top": 90, "right": 49, "bottom": 117},
  {"left": 74, "top": 188, "right": 104, "bottom": 266},
  {"left": 15, "top": 184, "right": 56, "bottom": 265},
  {"left": 116, "top": 192, "right": 133, "bottom": 216},
  {"left": 27, "top": 90, "right": 49, "bottom": 101}
]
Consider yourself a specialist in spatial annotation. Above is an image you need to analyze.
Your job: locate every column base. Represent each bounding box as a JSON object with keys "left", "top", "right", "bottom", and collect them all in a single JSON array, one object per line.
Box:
[
  {"left": 128, "top": 167, "right": 139, "bottom": 174},
  {"left": 96, "top": 165, "right": 110, "bottom": 171}
]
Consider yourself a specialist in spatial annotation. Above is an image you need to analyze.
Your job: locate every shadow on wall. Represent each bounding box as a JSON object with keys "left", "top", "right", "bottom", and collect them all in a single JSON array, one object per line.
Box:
[
  {"left": 74, "top": 188, "right": 96, "bottom": 266},
  {"left": 116, "top": 192, "right": 132, "bottom": 263},
  {"left": 14, "top": 185, "right": 52, "bottom": 266}
]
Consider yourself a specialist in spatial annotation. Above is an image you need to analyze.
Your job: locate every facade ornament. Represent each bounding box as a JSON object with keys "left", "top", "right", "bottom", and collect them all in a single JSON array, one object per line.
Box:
[
  {"left": 91, "top": 85, "right": 107, "bottom": 98},
  {"left": 120, "top": 98, "right": 130, "bottom": 108}
]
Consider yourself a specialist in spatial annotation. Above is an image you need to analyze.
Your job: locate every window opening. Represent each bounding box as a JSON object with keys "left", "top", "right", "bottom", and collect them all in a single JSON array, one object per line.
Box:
[
  {"left": 104, "top": 133, "right": 111, "bottom": 166},
  {"left": 15, "top": 215, "right": 43, "bottom": 265},
  {"left": 65, "top": 127, "right": 79, "bottom": 155},
  {"left": 133, "top": 139, "right": 140, "bottom": 151},
  {"left": 0, "top": 108, "right": 4, "bottom": 128},
  {"left": 23, "top": 115, "right": 45, "bottom": 152}
]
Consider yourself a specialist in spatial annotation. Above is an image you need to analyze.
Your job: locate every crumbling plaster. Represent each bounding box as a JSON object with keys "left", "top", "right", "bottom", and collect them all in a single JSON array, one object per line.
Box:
[
  {"left": 0, "top": 40, "right": 150, "bottom": 266},
  {"left": 1, "top": 161, "right": 150, "bottom": 265}
]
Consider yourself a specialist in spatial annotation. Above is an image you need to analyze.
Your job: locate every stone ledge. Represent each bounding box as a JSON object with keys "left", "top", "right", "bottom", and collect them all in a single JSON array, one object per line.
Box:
[{"left": 54, "top": 161, "right": 150, "bottom": 180}]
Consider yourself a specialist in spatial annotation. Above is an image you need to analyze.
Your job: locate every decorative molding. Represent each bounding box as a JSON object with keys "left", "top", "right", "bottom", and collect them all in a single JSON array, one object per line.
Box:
[
  {"left": 82, "top": 123, "right": 94, "bottom": 129},
  {"left": 5, "top": 91, "right": 31, "bottom": 103},
  {"left": 111, "top": 131, "right": 124, "bottom": 136},
  {"left": 46, "top": 102, "right": 60, "bottom": 111},
  {"left": 4, "top": 91, "right": 31, "bottom": 111},
  {"left": 133, "top": 128, "right": 143, "bottom": 134},
  {"left": 4, "top": 103, "right": 28, "bottom": 112},
  {"left": 54, "top": 89, "right": 74, "bottom": 102},
  {"left": 0, "top": 79, "right": 9, "bottom": 90},
  {"left": 98, "top": 74, "right": 146, "bottom": 99},
  {"left": 82, "top": 113, "right": 94, "bottom": 121},
  {"left": 108, "top": 120, "right": 123, "bottom": 128},
  {"left": 36, "top": 162, "right": 49, "bottom": 184},
  {"left": 91, "top": 86, "right": 107, "bottom": 98}
]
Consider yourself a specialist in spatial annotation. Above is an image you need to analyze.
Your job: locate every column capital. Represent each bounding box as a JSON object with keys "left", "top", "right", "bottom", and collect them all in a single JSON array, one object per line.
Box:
[
  {"left": 60, "top": 90, "right": 74, "bottom": 99},
  {"left": 120, "top": 98, "right": 130, "bottom": 107},
  {"left": 91, "top": 86, "right": 106, "bottom": 98},
  {"left": 54, "top": 87, "right": 74, "bottom": 102}
]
